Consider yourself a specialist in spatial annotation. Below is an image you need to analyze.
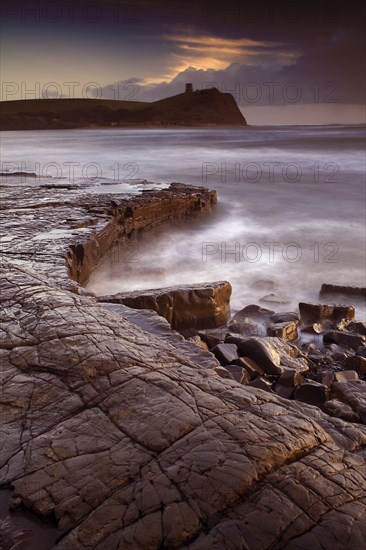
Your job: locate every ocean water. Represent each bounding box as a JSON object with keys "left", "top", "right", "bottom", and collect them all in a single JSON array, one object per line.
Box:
[{"left": 1, "top": 125, "right": 365, "bottom": 316}]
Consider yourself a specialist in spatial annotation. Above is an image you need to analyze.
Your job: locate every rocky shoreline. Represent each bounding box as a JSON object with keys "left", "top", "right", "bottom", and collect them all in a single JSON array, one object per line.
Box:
[{"left": 1, "top": 180, "right": 366, "bottom": 549}]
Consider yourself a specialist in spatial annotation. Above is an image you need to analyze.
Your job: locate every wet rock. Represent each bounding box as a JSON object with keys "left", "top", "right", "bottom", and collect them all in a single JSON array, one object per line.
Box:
[
  {"left": 227, "top": 305, "right": 272, "bottom": 337},
  {"left": 270, "top": 312, "right": 300, "bottom": 324},
  {"left": 274, "top": 384, "right": 295, "bottom": 399},
  {"left": 225, "top": 365, "right": 250, "bottom": 384},
  {"left": 299, "top": 302, "right": 355, "bottom": 324},
  {"left": 214, "top": 366, "right": 234, "bottom": 379},
  {"left": 320, "top": 283, "right": 366, "bottom": 298},
  {"left": 227, "top": 317, "right": 264, "bottom": 337},
  {"left": 323, "top": 330, "right": 366, "bottom": 351},
  {"left": 212, "top": 343, "right": 238, "bottom": 366},
  {"left": 2, "top": 265, "right": 366, "bottom": 549},
  {"left": 347, "top": 321, "right": 366, "bottom": 335},
  {"left": 356, "top": 346, "right": 366, "bottom": 358},
  {"left": 322, "top": 371, "right": 359, "bottom": 386},
  {"left": 278, "top": 368, "right": 305, "bottom": 388},
  {"left": 295, "top": 381, "right": 329, "bottom": 407},
  {"left": 332, "top": 352, "right": 348, "bottom": 363},
  {"left": 260, "top": 293, "right": 290, "bottom": 305},
  {"left": 247, "top": 377, "right": 274, "bottom": 393},
  {"left": 99, "top": 280, "right": 232, "bottom": 331},
  {"left": 274, "top": 368, "right": 305, "bottom": 399},
  {"left": 227, "top": 336, "right": 309, "bottom": 375},
  {"left": 231, "top": 357, "right": 263, "bottom": 378},
  {"left": 252, "top": 279, "right": 278, "bottom": 291},
  {"left": 343, "top": 355, "right": 366, "bottom": 374},
  {"left": 301, "top": 322, "right": 328, "bottom": 334},
  {"left": 234, "top": 304, "right": 274, "bottom": 322},
  {"left": 0, "top": 181, "right": 217, "bottom": 284},
  {"left": 267, "top": 321, "right": 298, "bottom": 342},
  {"left": 231, "top": 337, "right": 283, "bottom": 376},
  {"left": 198, "top": 331, "right": 223, "bottom": 350}
]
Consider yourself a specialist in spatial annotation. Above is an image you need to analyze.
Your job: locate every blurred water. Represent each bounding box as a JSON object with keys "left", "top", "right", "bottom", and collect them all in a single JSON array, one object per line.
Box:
[{"left": 1, "top": 125, "right": 365, "bottom": 316}]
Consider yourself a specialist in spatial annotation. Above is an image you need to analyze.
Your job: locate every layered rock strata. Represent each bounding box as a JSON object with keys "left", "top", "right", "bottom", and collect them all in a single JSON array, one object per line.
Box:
[{"left": 1, "top": 181, "right": 366, "bottom": 549}]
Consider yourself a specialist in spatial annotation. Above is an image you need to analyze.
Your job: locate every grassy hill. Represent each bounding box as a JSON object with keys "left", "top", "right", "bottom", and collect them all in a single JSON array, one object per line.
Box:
[{"left": 0, "top": 88, "right": 247, "bottom": 130}]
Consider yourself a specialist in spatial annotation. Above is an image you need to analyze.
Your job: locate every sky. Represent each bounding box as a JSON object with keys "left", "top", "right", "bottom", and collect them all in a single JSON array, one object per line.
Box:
[{"left": 1, "top": 0, "right": 365, "bottom": 124}]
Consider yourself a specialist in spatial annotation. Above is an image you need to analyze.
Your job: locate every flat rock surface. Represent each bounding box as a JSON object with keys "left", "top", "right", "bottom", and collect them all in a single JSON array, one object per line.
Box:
[
  {"left": 0, "top": 180, "right": 216, "bottom": 283},
  {"left": 1, "top": 264, "right": 366, "bottom": 549}
]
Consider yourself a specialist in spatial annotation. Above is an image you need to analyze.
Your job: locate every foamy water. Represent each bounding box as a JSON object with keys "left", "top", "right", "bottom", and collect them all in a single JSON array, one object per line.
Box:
[{"left": 1, "top": 125, "right": 365, "bottom": 316}]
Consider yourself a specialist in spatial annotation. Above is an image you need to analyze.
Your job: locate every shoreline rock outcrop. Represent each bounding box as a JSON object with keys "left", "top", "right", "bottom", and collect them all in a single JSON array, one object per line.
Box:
[
  {"left": 99, "top": 281, "right": 232, "bottom": 330},
  {"left": 0, "top": 180, "right": 216, "bottom": 284},
  {"left": 1, "top": 180, "right": 366, "bottom": 549}
]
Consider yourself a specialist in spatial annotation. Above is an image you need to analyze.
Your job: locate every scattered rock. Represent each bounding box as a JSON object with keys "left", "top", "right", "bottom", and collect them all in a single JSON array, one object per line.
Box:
[
  {"left": 214, "top": 366, "right": 234, "bottom": 379},
  {"left": 231, "top": 357, "right": 263, "bottom": 378},
  {"left": 278, "top": 368, "right": 305, "bottom": 387},
  {"left": 227, "top": 316, "right": 264, "bottom": 337},
  {"left": 320, "top": 283, "right": 366, "bottom": 297},
  {"left": 299, "top": 302, "right": 355, "bottom": 324},
  {"left": 331, "top": 352, "right": 347, "bottom": 363},
  {"left": 347, "top": 321, "right": 366, "bottom": 335},
  {"left": 343, "top": 355, "right": 366, "bottom": 374},
  {"left": 212, "top": 343, "right": 238, "bottom": 366},
  {"left": 247, "top": 377, "right": 274, "bottom": 392},
  {"left": 356, "top": 346, "right": 366, "bottom": 358},
  {"left": 301, "top": 322, "right": 327, "bottom": 334},
  {"left": 260, "top": 293, "right": 290, "bottom": 305},
  {"left": 295, "top": 381, "right": 329, "bottom": 407},
  {"left": 231, "top": 337, "right": 284, "bottom": 376},
  {"left": 267, "top": 321, "right": 298, "bottom": 342},
  {"left": 235, "top": 304, "right": 275, "bottom": 321},
  {"left": 321, "top": 371, "right": 359, "bottom": 387},
  {"left": 270, "top": 312, "right": 300, "bottom": 324},
  {"left": 198, "top": 330, "right": 224, "bottom": 350},
  {"left": 252, "top": 279, "right": 278, "bottom": 291},
  {"left": 323, "top": 330, "right": 366, "bottom": 351},
  {"left": 225, "top": 365, "right": 250, "bottom": 384},
  {"left": 274, "top": 384, "right": 295, "bottom": 399}
]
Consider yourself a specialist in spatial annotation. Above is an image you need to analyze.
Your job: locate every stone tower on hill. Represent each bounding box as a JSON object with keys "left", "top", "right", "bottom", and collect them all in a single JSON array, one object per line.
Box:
[{"left": 185, "top": 83, "right": 193, "bottom": 93}]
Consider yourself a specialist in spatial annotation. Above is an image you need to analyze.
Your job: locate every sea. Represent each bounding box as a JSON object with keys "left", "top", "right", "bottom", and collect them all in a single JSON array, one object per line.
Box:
[{"left": 1, "top": 125, "right": 365, "bottom": 317}]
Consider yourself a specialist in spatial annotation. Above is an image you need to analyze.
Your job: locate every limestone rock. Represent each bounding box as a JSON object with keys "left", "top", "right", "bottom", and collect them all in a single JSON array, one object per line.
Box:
[
  {"left": 295, "top": 381, "right": 329, "bottom": 407},
  {"left": 323, "top": 330, "right": 366, "bottom": 351},
  {"left": 299, "top": 302, "right": 355, "bottom": 324},
  {"left": 267, "top": 321, "right": 298, "bottom": 342},
  {"left": 1, "top": 268, "right": 366, "bottom": 549},
  {"left": 320, "top": 283, "right": 366, "bottom": 298},
  {"left": 344, "top": 355, "right": 366, "bottom": 374},
  {"left": 212, "top": 343, "right": 238, "bottom": 366},
  {"left": 228, "top": 337, "right": 309, "bottom": 376},
  {"left": 99, "top": 280, "right": 232, "bottom": 331}
]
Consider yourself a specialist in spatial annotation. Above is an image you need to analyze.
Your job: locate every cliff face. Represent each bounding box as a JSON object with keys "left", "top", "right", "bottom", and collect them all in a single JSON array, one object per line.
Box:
[{"left": 0, "top": 89, "right": 247, "bottom": 130}]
